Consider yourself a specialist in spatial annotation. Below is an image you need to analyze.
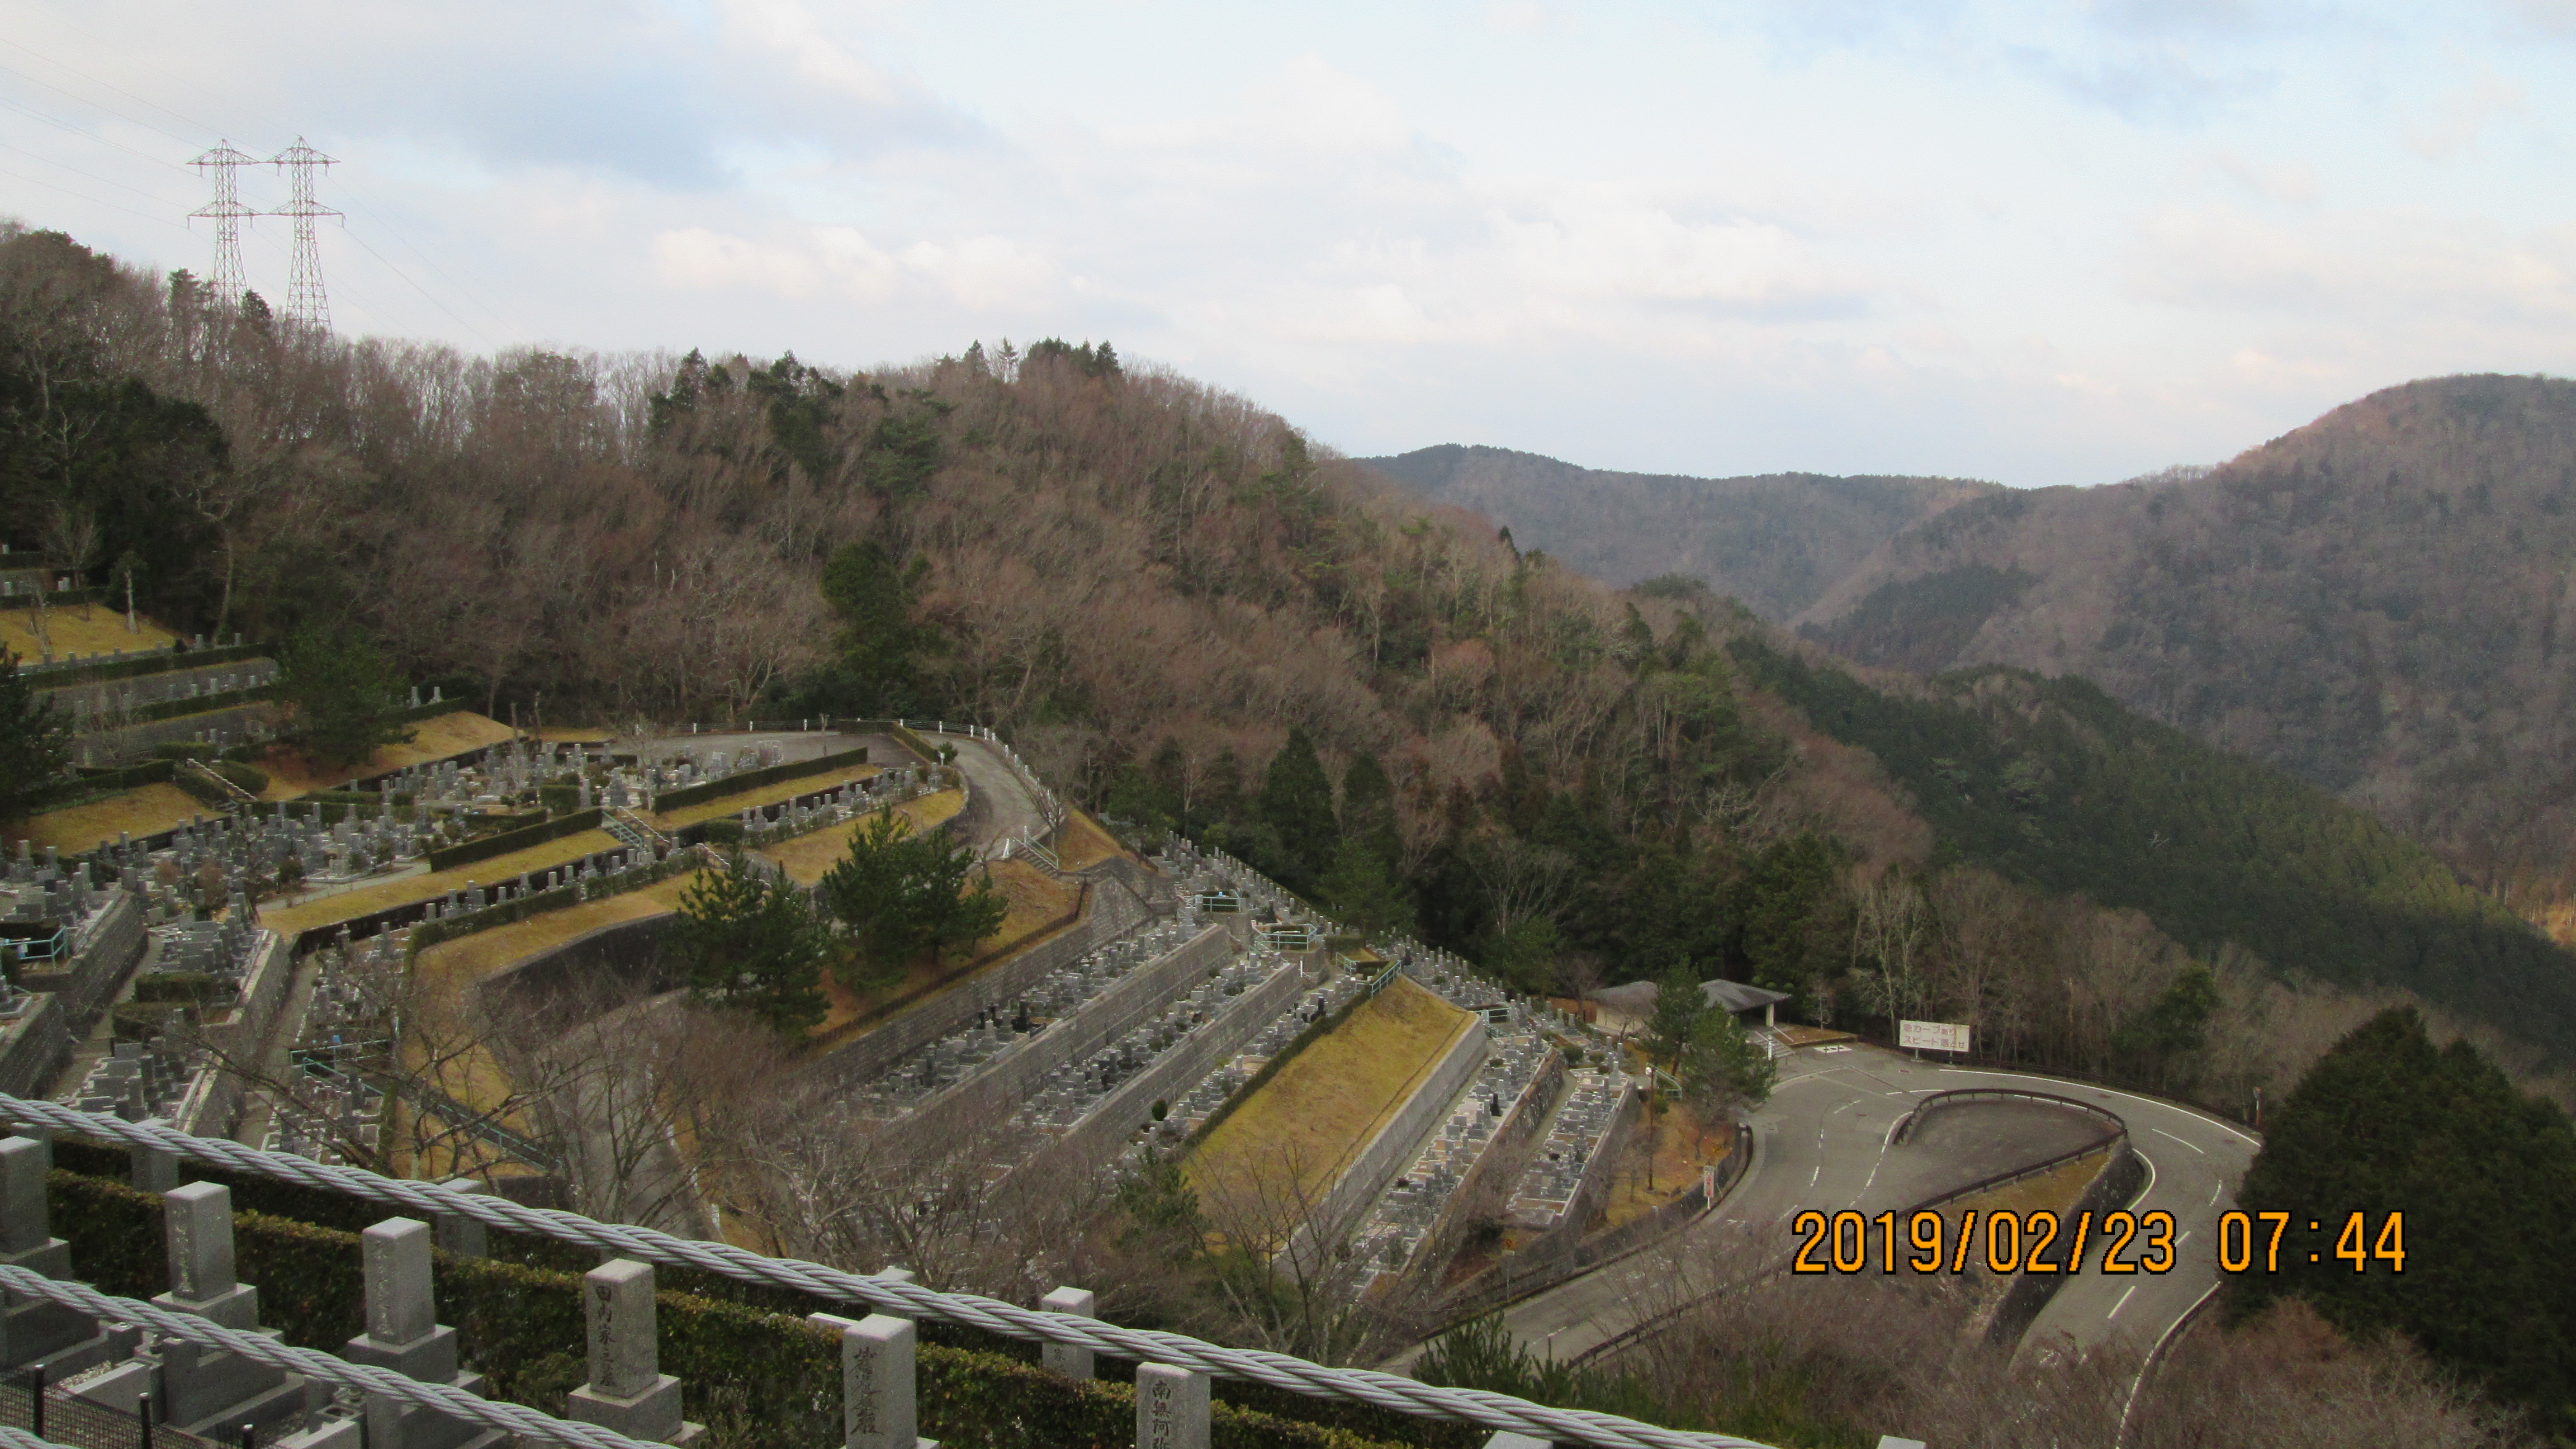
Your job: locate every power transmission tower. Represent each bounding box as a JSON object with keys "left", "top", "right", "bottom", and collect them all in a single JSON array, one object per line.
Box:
[
  {"left": 267, "top": 138, "right": 339, "bottom": 329},
  {"left": 187, "top": 141, "right": 259, "bottom": 310}
]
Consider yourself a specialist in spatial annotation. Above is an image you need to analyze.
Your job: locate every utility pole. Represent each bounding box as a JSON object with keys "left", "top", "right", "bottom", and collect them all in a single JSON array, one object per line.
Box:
[
  {"left": 188, "top": 141, "right": 259, "bottom": 309},
  {"left": 268, "top": 138, "right": 339, "bottom": 329}
]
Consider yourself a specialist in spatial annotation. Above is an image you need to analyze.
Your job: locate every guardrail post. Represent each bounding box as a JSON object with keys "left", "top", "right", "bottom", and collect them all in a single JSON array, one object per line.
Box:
[
  {"left": 567, "top": 1259, "right": 702, "bottom": 1445},
  {"left": 132, "top": 1118, "right": 180, "bottom": 1194},
  {"left": 430, "top": 1178, "right": 489, "bottom": 1259},
  {"left": 1038, "top": 1287, "right": 1095, "bottom": 1379},
  {"left": 1136, "top": 1363, "right": 1208, "bottom": 1449}
]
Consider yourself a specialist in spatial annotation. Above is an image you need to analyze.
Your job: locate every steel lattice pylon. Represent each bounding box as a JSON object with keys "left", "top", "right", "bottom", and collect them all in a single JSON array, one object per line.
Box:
[
  {"left": 267, "top": 137, "right": 339, "bottom": 329},
  {"left": 186, "top": 140, "right": 259, "bottom": 311}
]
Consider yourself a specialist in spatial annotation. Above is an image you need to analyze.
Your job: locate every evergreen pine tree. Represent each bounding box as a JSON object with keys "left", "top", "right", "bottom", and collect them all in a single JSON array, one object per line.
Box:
[{"left": 0, "top": 650, "right": 68, "bottom": 824}]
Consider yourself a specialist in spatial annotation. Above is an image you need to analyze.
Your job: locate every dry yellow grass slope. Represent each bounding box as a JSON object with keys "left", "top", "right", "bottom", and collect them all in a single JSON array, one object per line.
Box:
[
  {"left": 253, "top": 712, "right": 517, "bottom": 798},
  {"left": 756, "top": 789, "right": 963, "bottom": 886},
  {"left": 1188, "top": 975, "right": 1473, "bottom": 1209},
  {"left": 651, "top": 763, "right": 880, "bottom": 830},
  {"left": 16, "top": 783, "right": 206, "bottom": 853},
  {"left": 1, "top": 608, "right": 179, "bottom": 656},
  {"left": 261, "top": 828, "right": 621, "bottom": 937}
]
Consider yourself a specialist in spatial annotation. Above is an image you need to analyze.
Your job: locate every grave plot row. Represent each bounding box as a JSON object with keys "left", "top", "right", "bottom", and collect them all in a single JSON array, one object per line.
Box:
[
  {"left": 1503, "top": 1063, "right": 1639, "bottom": 1235},
  {"left": 1344, "top": 1021, "right": 1555, "bottom": 1292}
]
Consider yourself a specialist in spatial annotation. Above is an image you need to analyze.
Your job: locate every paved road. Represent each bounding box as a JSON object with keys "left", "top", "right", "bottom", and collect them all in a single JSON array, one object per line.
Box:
[
  {"left": 943, "top": 735, "right": 1047, "bottom": 853},
  {"left": 1485, "top": 1044, "right": 2255, "bottom": 1367}
]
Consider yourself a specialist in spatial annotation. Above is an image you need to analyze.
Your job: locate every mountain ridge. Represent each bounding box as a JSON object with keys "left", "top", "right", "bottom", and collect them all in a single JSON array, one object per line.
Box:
[{"left": 1356, "top": 443, "right": 2001, "bottom": 622}]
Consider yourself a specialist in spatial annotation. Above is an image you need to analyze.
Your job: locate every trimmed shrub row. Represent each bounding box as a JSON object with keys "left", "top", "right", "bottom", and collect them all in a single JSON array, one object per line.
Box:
[
  {"left": 651, "top": 746, "right": 869, "bottom": 814},
  {"left": 44, "top": 1167, "right": 1433, "bottom": 1449},
  {"left": 426, "top": 808, "right": 605, "bottom": 873}
]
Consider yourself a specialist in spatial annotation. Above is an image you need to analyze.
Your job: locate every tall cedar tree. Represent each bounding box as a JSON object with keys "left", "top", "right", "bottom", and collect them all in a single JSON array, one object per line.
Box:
[
  {"left": 1258, "top": 727, "right": 1337, "bottom": 891},
  {"left": 0, "top": 651, "right": 68, "bottom": 823},
  {"left": 2235, "top": 1007, "right": 2576, "bottom": 1419},
  {"left": 1339, "top": 750, "right": 1400, "bottom": 868},
  {"left": 674, "top": 852, "right": 830, "bottom": 1034},
  {"left": 275, "top": 627, "right": 411, "bottom": 771},
  {"left": 817, "top": 541, "right": 943, "bottom": 715},
  {"left": 1320, "top": 836, "right": 1414, "bottom": 940}
]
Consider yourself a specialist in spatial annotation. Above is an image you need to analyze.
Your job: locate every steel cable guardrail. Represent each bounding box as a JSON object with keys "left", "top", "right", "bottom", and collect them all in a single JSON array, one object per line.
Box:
[
  {"left": 0, "top": 1267, "right": 654, "bottom": 1449},
  {"left": 0, "top": 1097, "right": 1779, "bottom": 1449}
]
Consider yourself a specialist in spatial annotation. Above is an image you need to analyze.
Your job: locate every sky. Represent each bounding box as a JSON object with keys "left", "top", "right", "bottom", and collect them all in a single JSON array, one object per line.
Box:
[{"left": 2, "top": 1, "right": 2571, "bottom": 487}]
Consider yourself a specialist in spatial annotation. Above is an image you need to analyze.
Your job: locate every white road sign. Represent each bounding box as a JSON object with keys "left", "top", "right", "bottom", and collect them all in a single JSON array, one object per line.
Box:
[{"left": 1898, "top": 1019, "right": 1972, "bottom": 1053}]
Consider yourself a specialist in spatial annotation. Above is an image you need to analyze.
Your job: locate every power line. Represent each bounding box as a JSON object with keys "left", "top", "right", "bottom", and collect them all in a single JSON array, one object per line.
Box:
[
  {"left": 1, "top": 37, "right": 518, "bottom": 345},
  {"left": 0, "top": 139, "right": 174, "bottom": 202},
  {"left": 0, "top": 163, "right": 192, "bottom": 231}
]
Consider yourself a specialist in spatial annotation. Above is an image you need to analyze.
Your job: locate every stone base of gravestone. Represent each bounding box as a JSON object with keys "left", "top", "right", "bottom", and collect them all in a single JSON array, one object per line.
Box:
[
  {"left": 566, "top": 1375, "right": 704, "bottom": 1445},
  {"left": 345, "top": 1327, "right": 501, "bottom": 1449}
]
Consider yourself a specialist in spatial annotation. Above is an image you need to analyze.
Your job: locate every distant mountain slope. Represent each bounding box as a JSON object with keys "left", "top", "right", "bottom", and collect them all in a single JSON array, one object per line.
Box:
[
  {"left": 1794, "top": 375, "right": 2576, "bottom": 915},
  {"left": 1732, "top": 640, "right": 2576, "bottom": 1065},
  {"left": 1357, "top": 444, "right": 2000, "bottom": 621}
]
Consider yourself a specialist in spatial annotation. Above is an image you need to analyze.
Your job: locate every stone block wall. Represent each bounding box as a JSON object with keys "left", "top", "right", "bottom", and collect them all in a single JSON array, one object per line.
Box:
[
  {"left": 179, "top": 930, "right": 295, "bottom": 1139},
  {"left": 1026, "top": 950, "right": 1311, "bottom": 1182},
  {"left": 809, "top": 882, "right": 1149, "bottom": 1091},
  {"left": 877, "top": 925, "right": 1232, "bottom": 1159}
]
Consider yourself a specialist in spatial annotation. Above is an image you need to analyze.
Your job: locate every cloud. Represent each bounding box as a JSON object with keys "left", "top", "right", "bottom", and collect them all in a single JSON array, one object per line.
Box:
[
  {"left": 2404, "top": 67, "right": 2525, "bottom": 158},
  {"left": 2120, "top": 202, "right": 2576, "bottom": 329}
]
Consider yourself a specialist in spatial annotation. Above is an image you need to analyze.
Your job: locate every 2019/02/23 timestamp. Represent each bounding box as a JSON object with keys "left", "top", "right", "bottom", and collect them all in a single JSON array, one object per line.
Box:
[{"left": 1788, "top": 1209, "right": 2407, "bottom": 1275}]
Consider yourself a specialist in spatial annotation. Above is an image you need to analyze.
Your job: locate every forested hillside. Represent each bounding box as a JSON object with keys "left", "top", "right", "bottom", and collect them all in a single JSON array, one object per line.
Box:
[
  {"left": 1357, "top": 444, "right": 1998, "bottom": 620},
  {"left": 6, "top": 222, "right": 2568, "bottom": 1106},
  {"left": 1732, "top": 642, "right": 2576, "bottom": 1066},
  {"left": 1790, "top": 376, "right": 2576, "bottom": 932}
]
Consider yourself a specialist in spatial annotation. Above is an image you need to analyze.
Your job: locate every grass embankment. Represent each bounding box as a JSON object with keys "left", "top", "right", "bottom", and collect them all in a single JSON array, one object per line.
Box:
[
  {"left": 261, "top": 828, "right": 622, "bottom": 937},
  {"left": 650, "top": 763, "right": 880, "bottom": 830},
  {"left": 18, "top": 783, "right": 206, "bottom": 852},
  {"left": 1945, "top": 1143, "right": 2115, "bottom": 1222},
  {"left": 1, "top": 608, "right": 179, "bottom": 656},
  {"left": 1052, "top": 809, "right": 1124, "bottom": 871},
  {"left": 253, "top": 711, "right": 517, "bottom": 798},
  {"left": 1600, "top": 1102, "right": 1736, "bottom": 1230},
  {"left": 1188, "top": 976, "right": 1474, "bottom": 1211}
]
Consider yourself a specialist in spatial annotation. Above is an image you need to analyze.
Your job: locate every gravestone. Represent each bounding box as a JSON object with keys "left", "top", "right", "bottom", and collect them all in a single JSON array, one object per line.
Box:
[
  {"left": 1137, "top": 1363, "right": 1210, "bottom": 1449},
  {"left": 0, "top": 1137, "right": 135, "bottom": 1377},
  {"left": 1038, "top": 1287, "right": 1096, "bottom": 1379},
  {"left": 340, "top": 1219, "right": 502, "bottom": 1449},
  {"left": 82, "top": 1182, "right": 321, "bottom": 1434},
  {"left": 564, "top": 1259, "right": 702, "bottom": 1445}
]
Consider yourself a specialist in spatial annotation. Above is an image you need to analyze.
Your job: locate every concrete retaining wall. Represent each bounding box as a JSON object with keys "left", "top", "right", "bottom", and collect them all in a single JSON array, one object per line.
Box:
[
  {"left": 178, "top": 930, "right": 296, "bottom": 1139},
  {"left": 809, "top": 881, "right": 1150, "bottom": 1091},
  {"left": 0, "top": 996, "right": 73, "bottom": 1100},
  {"left": 1026, "top": 951, "right": 1313, "bottom": 1183},
  {"left": 20, "top": 893, "right": 145, "bottom": 1036},
  {"left": 1407, "top": 1052, "right": 1565, "bottom": 1278},
  {"left": 879, "top": 925, "right": 1232, "bottom": 1158}
]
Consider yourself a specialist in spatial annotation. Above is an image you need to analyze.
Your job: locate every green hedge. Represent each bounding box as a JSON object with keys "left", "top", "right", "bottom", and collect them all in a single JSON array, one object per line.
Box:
[
  {"left": 213, "top": 760, "right": 268, "bottom": 793},
  {"left": 171, "top": 765, "right": 238, "bottom": 810},
  {"left": 652, "top": 747, "right": 869, "bottom": 814},
  {"left": 400, "top": 850, "right": 699, "bottom": 955},
  {"left": 22, "top": 641, "right": 267, "bottom": 688},
  {"left": 427, "top": 808, "right": 604, "bottom": 873},
  {"left": 44, "top": 1169, "right": 1429, "bottom": 1449},
  {"left": 122, "top": 683, "right": 273, "bottom": 726},
  {"left": 153, "top": 742, "right": 221, "bottom": 762},
  {"left": 29, "top": 757, "right": 175, "bottom": 813}
]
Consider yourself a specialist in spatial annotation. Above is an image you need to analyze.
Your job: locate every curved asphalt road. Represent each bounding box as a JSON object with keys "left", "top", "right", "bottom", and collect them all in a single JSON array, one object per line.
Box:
[{"left": 1488, "top": 1043, "right": 2256, "bottom": 1368}]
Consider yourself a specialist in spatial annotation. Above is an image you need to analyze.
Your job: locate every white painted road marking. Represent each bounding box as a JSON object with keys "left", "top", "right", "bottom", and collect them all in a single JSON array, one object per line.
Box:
[
  {"left": 2108, "top": 1285, "right": 2138, "bottom": 1320},
  {"left": 2152, "top": 1127, "right": 2205, "bottom": 1153}
]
